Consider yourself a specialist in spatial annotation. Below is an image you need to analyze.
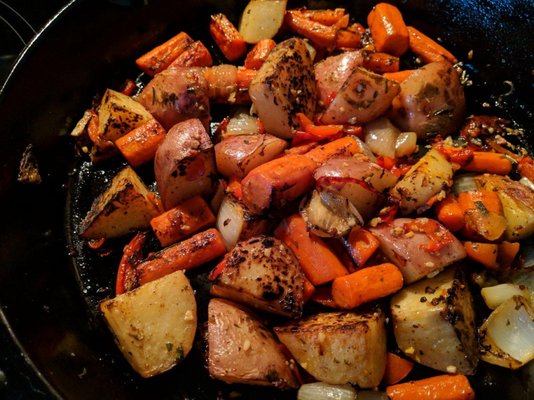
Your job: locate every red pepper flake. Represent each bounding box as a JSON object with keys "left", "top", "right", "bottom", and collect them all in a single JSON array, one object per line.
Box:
[{"left": 405, "top": 219, "right": 454, "bottom": 253}]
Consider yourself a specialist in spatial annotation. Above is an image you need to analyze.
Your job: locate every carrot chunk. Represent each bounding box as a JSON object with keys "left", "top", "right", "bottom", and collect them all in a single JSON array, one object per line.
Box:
[
  {"left": 362, "top": 52, "right": 400, "bottom": 74},
  {"left": 435, "top": 194, "right": 464, "bottom": 232},
  {"left": 135, "top": 31, "right": 194, "bottom": 76},
  {"left": 463, "top": 151, "right": 513, "bottom": 175},
  {"left": 407, "top": 26, "right": 457, "bottom": 64},
  {"left": 367, "top": 3, "right": 409, "bottom": 56},
  {"left": 210, "top": 13, "right": 247, "bottom": 61},
  {"left": 386, "top": 374, "right": 475, "bottom": 400},
  {"left": 299, "top": 8, "right": 347, "bottom": 26},
  {"left": 383, "top": 69, "right": 416, "bottom": 83},
  {"left": 274, "top": 214, "right": 348, "bottom": 285},
  {"left": 285, "top": 10, "right": 339, "bottom": 48},
  {"left": 464, "top": 241, "right": 499, "bottom": 270},
  {"left": 383, "top": 352, "right": 414, "bottom": 385},
  {"left": 137, "top": 228, "right": 226, "bottom": 285},
  {"left": 244, "top": 39, "right": 276, "bottom": 70},
  {"left": 115, "top": 119, "right": 167, "bottom": 167},
  {"left": 335, "top": 23, "right": 365, "bottom": 49},
  {"left": 457, "top": 190, "right": 506, "bottom": 241},
  {"left": 331, "top": 262, "right": 403, "bottom": 309},
  {"left": 497, "top": 241, "right": 520, "bottom": 270},
  {"left": 150, "top": 195, "right": 216, "bottom": 247},
  {"left": 170, "top": 40, "right": 213, "bottom": 67},
  {"left": 343, "top": 228, "right": 380, "bottom": 268},
  {"left": 304, "top": 136, "right": 361, "bottom": 165}
]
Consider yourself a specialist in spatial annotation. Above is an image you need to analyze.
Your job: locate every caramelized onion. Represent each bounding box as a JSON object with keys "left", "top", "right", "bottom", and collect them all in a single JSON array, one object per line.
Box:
[
  {"left": 364, "top": 117, "right": 399, "bottom": 159},
  {"left": 297, "top": 382, "right": 357, "bottom": 400}
]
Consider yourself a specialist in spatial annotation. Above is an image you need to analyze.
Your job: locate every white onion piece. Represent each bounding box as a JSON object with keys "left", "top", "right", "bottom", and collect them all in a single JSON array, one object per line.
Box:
[
  {"left": 395, "top": 131, "right": 417, "bottom": 158},
  {"left": 297, "top": 382, "right": 357, "bottom": 400},
  {"left": 481, "top": 284, "right": 529, "bottom": 310},
  {"left": 354, "top": 137, "right": 377, "bottom": 162},
  {"left": 224, "top": 109, "right": 261, "bottom": 138},
  {"left": 520, "top": 177, "right": 534, "bottom": 191},
  {"left": 506, "top": 269, "right": 534, "bottom": 304},
  {"left": 303, "top": 40, "right": 317, "bottom": 62},
  {"left": 216, "top": 196, "right": 244, "bottom": 250},
  {"left": 452, "top": 174, "right": 478, "bottom": 195},
  {"left": 480, "top": 295, "right": 534, "bottom": 369},
  {"left": 357, "top": 391, "right": 389, "bottom": 400},
  {"left": 364, "top": 117, "right": 399, "bottom": 159}
]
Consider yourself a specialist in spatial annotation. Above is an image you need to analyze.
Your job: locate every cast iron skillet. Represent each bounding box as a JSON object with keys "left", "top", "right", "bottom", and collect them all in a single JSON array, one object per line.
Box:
[{"left": 0, "top": 0, "right": 532, "bottom": 398}]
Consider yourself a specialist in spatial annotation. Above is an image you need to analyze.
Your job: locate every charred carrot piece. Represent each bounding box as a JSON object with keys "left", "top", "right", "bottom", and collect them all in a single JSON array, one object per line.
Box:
[
  {"left": 497, "top": 241, "right": 520, "bottom": 270},
  {"left": 457, "top": 190, "right": 503, "bottom": 215},
  {"left": 367, "top": 3, "right": 409, "bottom": 56},
  {"left": 293, "top": 112, "right": 344, "bottom": 145},
  {"left": 285, "top": 10, "right": 339, "bottom": 48},
  {"left": 335, "top": 23, "right": 365, "bottom": 49},
  {"left": 299, "top": 8, "right": 347, "bottom": 26},
  {"left": 464, "top": 241, "right": 499, "bottom": 270},
  {"left": 386, "top": 374, "right": 475, "bottom": 400},
  {"left": 457, "top": 190, "right": 506, "bottom": 241},
  {"left": 136, "top": 31, "right": 194, "bottom": 76},
  {"left": 304, "top": 136, "right": 361, "bottom": 165},
  {"left": 343, "top": 228, "right": 380, "bottom": 268},
  {"left": 115, "top": 119, "right": 167, "bottom": 168},
  {"left": 463, "top": 151, "right": 513, "bottom": 175},
  {"left": 383, "top": 69, "right": 416, "bottom": 83},
  {"left": 244, "top": 39, "right": 276, "bottom": 70},
  {"left": 362, "top": 52, "right": 400, "bottom": 74},
  {"left": 150, "top": 195, "right": 216, "bottom": 247},
  {"left": 331, "top": 262, "right": 403, "bottom": 309},
  {"left": 210, "top": 13, "right": 247, "bottom": 62},
  {"left": 407, "top": 26, "right": 457, "bottom": 64},
  {"left": 435, "top": 194, "right": 464, "bottom": 232},
  {"left": 284, "top": 142, "right": 319, "bottom": 156},
  {"left": 169, "top": 40, "right": 213, "bottom": 67},
  {"left": 274, "top": 214, "right": 348, "bottom": 285},
  {"left": 383, "top": 352, "right": 414, "bottom": 385},
  {"left": 137, "top": 228, "right": 226, "bottom": 285},
  {"left": 235, "top": 67, "right": 257, "bottom": 103},
  {"left": 115, "top": 232, "right": 147, "bottom": 295},
  {"left": 241, "top": 154, "right": 317, "bottom": 214}
]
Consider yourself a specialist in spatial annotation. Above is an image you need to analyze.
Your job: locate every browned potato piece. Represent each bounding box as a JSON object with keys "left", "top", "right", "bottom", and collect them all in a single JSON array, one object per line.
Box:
[
  {"left": 155, "top": 118, "right": 216, "bottom": 210},
  {"left": 100, "top": 270, "right": 197, "bottom": 378},
  {"left": 249, "top": 38, "right": 316, "bottom": 139},
  {"left": 390, "top": 61, "right": 465, "bottom": 138},
  {"left": 211, "top": 236, "right": 304, "bottom": 318},
  {"left": 275, "top": 311, "right": 387, "bottom": 388},
  {"left": 80, "top": 166, "right": 160, "bottom": 239},
  {"left": 391, "top": 266, "right": 478, "bottom": 375},
  {"left": 207, "top": 298, "right": 298, "bottom": 388}
]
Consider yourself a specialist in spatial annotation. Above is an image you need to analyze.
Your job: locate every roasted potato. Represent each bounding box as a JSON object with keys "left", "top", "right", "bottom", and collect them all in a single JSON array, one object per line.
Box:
[
  {"left": 249, "top": 38, "right": 317, "bottom": 139},
  {"left": 155, "top": 118, "right": 216, "bottom": 210},
  {"left": 391, "top": 149, "right": 453, "bottom": 215},
  {"left": 391, "top": 266, "right": 478, "bottom": 375},
  {"left": 207, "top": 298, "right": 298, "bottom": 388},
  {"left": 80, "top": 166, "right": 160, "bottom": 239},
  {"left": 100, "top": 270, "right": 197, "bottom": 378},
  {"left": 275, "top": 310, "right": 387, "bottom": 388},
  {"left": 211, "top": 236, "right": 304, "bottom": 318}
]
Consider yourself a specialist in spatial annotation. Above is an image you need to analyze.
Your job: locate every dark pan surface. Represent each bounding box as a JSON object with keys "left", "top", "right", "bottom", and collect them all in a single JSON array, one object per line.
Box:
[{"left": 0, "top": 0, "right": 532, "bottom": 399}]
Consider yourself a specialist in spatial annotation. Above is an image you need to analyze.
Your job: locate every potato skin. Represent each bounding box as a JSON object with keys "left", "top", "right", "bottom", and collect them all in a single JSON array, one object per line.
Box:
[
  {"left": 207, "top": 298, "right": 298, "bottom": 388},
  {"left": 211, "top": 236, "right": 304, "bottom": 318},
  {"left": 275, "top": 311, "right": 387, "bottom": 388},
  {"left": 391, "top": 61, "right": 465, "bottom": 138}
]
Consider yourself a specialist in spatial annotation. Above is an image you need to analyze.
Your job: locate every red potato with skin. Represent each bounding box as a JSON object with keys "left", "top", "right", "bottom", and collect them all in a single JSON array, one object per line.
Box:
[
  {"left": 138, "top": 66, "right": 210, "bottom": 130},
  {"left": 390, "top": 61, "right": 465, "bottom": 138},
  {"left": 215, "top": 133, "right": 288, "bottom": 178},
  {"left": 370, "top": 218, "right": 466, "bottom": 284},
  {"left": 154, "top": 118, "right": 216, "bottom": 210},
  {"left": 321, "top": 67, "right": 400, "bottom": 125}
]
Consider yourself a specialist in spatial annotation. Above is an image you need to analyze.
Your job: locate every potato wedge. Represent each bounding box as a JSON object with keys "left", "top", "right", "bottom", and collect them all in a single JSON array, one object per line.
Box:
[
  {"left": 80, "top": 166, "right": 160, "bottom": 239},
  {"left": 249, "top": 38, "right": 317, "bottom": 139},
  {"left": 391, "top": 149, "right": 453, "bottom": 215},
  {"left": 207, "top": 298, "right": 298, "bottom": 388},
  {"left": 275, "top": 311, "right": 387, "bottom": 388},
  {"left": 391, "top": 266, "right": 478, "bottom": 375},
  {"left": 100, "top": 270, "right": 197, "bottom": 378},
  {"left": 211, "top": 236, "right": 304, "bottom": 318},
  {"left": 239, "top": 0, "right": 287, "bottom": 44},
  {"left": 155, "top": 118, "right": 216, "bottom": 210},
  {"left": 475, "top": 174, "right": 534, "bottom": 240}
]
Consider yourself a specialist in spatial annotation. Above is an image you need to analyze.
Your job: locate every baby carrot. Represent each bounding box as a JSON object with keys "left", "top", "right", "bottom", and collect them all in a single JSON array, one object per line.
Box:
[
  {"left": 463, "top": 151, "right": 513, "bottom": 175},
  {"left": 304, "top": 136, "right": 361, "bottom": 165},
  {"left": 435, "top": 194, "right": 464, "bottom": 232},
  {"left": 367, "top": 3, "right": 409, "bottom": 56},
  {"left": 299, "top": 8, "right": 347, "bottom": 26},
  {"left": 464, "top": 241, "right": 499, "bottom": 270},
  {"left": 137, "top": 228, "right": 226, "bottom": 285},
  {"left": 383, "top": 352, "right": 414, "bottom": 385},
  {"left": 335, "top": 24, "right": 365, "bottom": 49},
  {"left": 331, "top": 262, "right": 403, "bottom": 309},
  {"left": 169, "top": 40, "right": 213, "bottom": 67},
  {"left": 457, "top": 190, "right": 506, "bottom": 241},
  {"left": 210, "top": 13, "right": 247, "bottom": 61},
  {"left": 386, "top": 374, "right": 475, "bottom": 400},
  {"left": 150, "top": 195, "right": 216, "bottom": 247},
  {"left": 115, "top": 119, "right": 166, "bottom": 168},
  {"left": 285, "top": 10, "right": 339, "bottom": 48},
  {"left": 383, "top": 69, "right": 415, "bottom": 83},
  {"left": 135, "top": 31, "right": 194, "bottom": 76},
  {"left": 343, "top": 228, "right": 380, "bottom": 268},
  {"left": 244, "top": 39, "right": 276, "bottom": 70},
  {"left": 407, "top": 26, "right": 457, "bottom": 64},
  {"left": 274, "top": 214, "right": 348, "bottom": 286},
  {"left": 362, "top": 52, "right": 400, "bottom": 74},
  {"left": 497, "top": 241, "right": 520, "bottom": 270}
]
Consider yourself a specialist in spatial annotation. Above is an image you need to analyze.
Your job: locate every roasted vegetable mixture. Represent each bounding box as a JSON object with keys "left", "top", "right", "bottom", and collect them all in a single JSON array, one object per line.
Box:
[{"left": 72, "top": 1, "right": 534, "bottom": 399}]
